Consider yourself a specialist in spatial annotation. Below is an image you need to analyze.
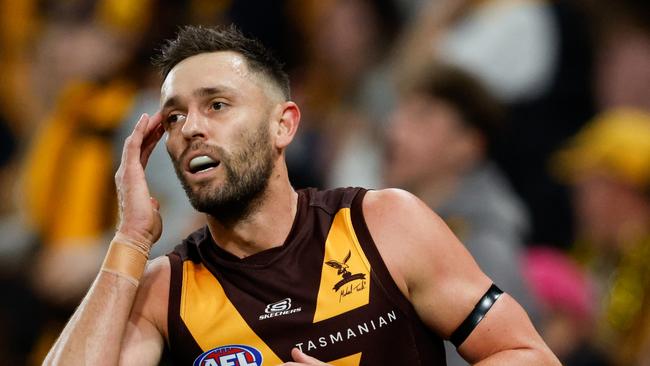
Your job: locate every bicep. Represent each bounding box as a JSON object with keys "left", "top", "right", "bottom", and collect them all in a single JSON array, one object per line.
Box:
[
  {"left": 119, "top": 256, "right": 170, "bottom": 366},
  {"left": 364, "top": 189, "right": 544, "bottom": 361},
  {"left": 457, "top": 293, "right": 546, "bottom": 364},
  {"left": 119, "top": 311, "right": 164, "bottom": 366},
  {"left": 405, "top": 212, "right": 553, "bottom": 364},
  {"left": 403, "top": 208, "right": 493, "bottom": 339}
]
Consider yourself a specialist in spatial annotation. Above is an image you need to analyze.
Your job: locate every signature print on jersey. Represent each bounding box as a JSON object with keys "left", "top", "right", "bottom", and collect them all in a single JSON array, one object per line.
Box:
[{"left": 326, "top": 250, "right": 367, "bottom": 302}]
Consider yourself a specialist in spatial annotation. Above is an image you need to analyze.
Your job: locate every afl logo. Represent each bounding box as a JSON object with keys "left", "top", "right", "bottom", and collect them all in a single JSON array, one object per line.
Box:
[{"left": 193, "top": 344, "right": 263, "bottom": 366}]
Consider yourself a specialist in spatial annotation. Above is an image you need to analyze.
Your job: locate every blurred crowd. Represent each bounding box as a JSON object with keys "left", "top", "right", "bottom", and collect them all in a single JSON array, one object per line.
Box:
[{"left": 0, "top": 0, "right": 649, "bottom": 365}]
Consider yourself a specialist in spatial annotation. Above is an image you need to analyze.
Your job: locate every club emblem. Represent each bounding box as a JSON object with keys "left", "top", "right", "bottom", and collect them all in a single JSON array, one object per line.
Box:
[{"left": 326, "top": 250, "right": 366, "bottom": 291}]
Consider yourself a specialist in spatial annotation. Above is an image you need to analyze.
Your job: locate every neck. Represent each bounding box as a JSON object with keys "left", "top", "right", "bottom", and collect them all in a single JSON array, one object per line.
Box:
[{"left": 205, "top": 163, "right": 298, "bottom": 259}]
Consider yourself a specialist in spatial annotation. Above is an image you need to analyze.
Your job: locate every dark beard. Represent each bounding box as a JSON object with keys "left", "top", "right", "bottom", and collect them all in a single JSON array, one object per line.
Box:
[{"left": 171, "top": 122, "right": 275, "bottom": 225}]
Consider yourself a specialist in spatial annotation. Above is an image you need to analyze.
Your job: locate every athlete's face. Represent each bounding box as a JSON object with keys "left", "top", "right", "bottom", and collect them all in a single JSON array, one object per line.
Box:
[
  {"left": 385, "top": 94, "right": 479, "bottom": 190},
  {"left": 160, "top": 51, "right": 280, "bottom": 219}
]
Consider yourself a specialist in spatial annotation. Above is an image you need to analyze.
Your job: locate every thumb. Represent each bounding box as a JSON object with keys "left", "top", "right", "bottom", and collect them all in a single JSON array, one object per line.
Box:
[{"left": 291, "top": 348, "right": 325, "bottom": 364}]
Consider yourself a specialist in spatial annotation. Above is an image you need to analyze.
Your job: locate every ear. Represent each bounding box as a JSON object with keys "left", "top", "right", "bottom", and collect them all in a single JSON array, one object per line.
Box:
[{"left": 272, "top": 101, "right": 301, "bottom": 150}]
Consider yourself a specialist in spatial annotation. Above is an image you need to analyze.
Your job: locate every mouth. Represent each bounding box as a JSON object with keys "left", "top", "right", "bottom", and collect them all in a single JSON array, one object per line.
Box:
[{"left": 187, "top": 155, "right": 221, "bottom": 174}]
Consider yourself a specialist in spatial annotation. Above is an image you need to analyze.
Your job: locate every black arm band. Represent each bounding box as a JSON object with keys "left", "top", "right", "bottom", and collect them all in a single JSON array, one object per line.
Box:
[{"left": 449, "top": 284, "right": 503, "bottom": 348}]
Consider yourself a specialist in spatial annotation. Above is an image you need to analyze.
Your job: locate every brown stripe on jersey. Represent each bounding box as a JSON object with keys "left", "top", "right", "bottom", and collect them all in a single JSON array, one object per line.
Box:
[
  {"left": 167, "top": 251, "right": 203, "bottom": 365},
  {"left": 350, "top": 189, "right": 447, "bottom": 364}
]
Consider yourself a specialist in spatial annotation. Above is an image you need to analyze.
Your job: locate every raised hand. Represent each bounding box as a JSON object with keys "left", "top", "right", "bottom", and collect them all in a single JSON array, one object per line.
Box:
[{"left": 115, "top": 112, "right": 165, "bottom": 246}]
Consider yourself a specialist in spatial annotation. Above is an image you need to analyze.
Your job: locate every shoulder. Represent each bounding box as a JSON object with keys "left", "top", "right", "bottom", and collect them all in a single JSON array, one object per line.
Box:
[
  {"left": 142, "top": 255, "right": 171, "bottom": 288},
  {"left": 362, "top": 188, "right": 427, "bottom": 213},
  {"left": 360, "top": 189, "right": 463, "bottom": 295},
  {"left": 362, "top": 188, "right": 451, "bottom": 243}
]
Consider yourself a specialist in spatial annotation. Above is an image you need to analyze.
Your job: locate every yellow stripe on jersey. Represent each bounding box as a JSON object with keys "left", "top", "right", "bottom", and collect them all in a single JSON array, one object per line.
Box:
[
  {"left": 313, "top": 208, "right": 371, "bottom": 323},
  {"left": 330, "top": 352, "right": 362, "bottom": 366},
  {"left": 181, "top": 261, "right": 283, "bottom": 364}
]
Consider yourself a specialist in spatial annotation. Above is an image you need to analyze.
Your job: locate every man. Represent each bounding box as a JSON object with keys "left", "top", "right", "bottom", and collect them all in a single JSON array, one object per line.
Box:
[
  {"left": 384, "top": 63, "right": 538, "bottom": 365},
  {"left": 44, "top": 25, "right": 558, "bottom": 365},
  {"left": 553, "top": 109, "right": 650, "bottom": 365}
]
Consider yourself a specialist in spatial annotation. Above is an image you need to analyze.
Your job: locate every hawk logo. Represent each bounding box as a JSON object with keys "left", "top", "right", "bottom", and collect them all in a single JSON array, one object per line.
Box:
[{"left": 326, "top": 250, "right": 366, "bottom": 291}]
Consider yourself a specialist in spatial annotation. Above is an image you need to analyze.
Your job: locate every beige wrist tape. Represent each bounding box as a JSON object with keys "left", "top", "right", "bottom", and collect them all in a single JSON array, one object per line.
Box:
[{"left": 101, "top": 233, "right": 151, "bottom": 286}]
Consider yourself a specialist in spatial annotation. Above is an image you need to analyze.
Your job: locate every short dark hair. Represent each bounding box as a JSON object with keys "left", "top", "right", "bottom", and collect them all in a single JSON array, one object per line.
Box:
[
  {"left": 153, "top": 24, "right": 290, "bottom": 100},
  {"left": 400, "top": 62, "right": 504, "bottom": 146}
]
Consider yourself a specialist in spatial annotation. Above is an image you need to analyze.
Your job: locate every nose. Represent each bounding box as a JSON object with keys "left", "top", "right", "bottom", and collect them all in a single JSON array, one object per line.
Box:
[{"left": 180, "top": 110, "right": 208, "bottom": 140}]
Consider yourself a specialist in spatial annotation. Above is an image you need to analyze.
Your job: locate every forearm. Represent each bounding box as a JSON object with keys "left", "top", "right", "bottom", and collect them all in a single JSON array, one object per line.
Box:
[
  {"left": 44, "top": 235, "right": 151, "bottom": 365},
  {"left": 44, "top": 271, "right": 139, "bottom": 365}
]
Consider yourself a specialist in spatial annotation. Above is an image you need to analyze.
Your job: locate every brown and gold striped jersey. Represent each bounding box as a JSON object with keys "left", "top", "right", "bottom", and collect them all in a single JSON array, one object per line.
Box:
[{"left": 166, "top": 187, "right": 446, "bottom": 365}]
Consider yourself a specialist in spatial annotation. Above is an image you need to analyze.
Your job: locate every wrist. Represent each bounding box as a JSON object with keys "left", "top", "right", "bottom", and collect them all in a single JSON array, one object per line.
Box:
[
  {"left": 115, "top": 227, "right": 156, "bottom": 250},
  {"left": 101, "top": 233, "right": 152, "bottom": 286},
  {"left": 113, "top": 232, "right": 153, "bottom": 253}
]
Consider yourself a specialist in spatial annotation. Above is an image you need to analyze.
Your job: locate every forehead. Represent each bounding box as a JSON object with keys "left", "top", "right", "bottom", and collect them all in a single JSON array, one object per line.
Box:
[{"left": 160, "top": 51, "right": 264, "bottom": 103}]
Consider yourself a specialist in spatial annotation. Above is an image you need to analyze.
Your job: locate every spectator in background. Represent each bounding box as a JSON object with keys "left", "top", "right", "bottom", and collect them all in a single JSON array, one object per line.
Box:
[
  {"left": 580, "top": 0, "right": 650, "bottom": 112},
  {"left": 384, "top": 62, "right": 536, "bottom": 366},
  {"left": 290, "top": 0, "right": 402, "bottom": 190},
  {"left": 553, "top": 109, "right": 650, "bottom": 366},
  {"left": 0, "top": 0, "right": 42, "bottom": 135},
  {"left": 23, "top": 6, "right": 145, "bottom": 308},
  {"left": 396, "top": 0, "right": 558, "bottom": 102},
  {"left": 395, "top": 0, "right": 597, "bottom": 248},
  {"left": 523, "top": 247, "right": 611, "bottom": 366}
]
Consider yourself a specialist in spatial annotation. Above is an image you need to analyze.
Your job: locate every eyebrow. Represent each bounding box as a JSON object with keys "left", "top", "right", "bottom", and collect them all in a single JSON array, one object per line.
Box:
[{"left": 161, "top": 86, "right": 236, "bottom": 110}]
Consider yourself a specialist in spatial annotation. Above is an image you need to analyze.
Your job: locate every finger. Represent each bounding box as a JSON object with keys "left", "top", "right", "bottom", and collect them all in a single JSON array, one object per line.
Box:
[
  {"left": 143, "top": 111, "right": 163, "bottom": 137},
  {"left": 141, "top": 112, "right": 163, "bottom": 144},
  {"left": 131, "top": 113, "right": 150, "bottom": 144},
  {"left": 120, "top": 113, "right": 149, "bottom": 168},
  {"left": 291, "top": 348, "right": 324, "bottom": 364},
  {"left": 140, "top": 123, "right": 165, "bottom": 167},
  {"left": 122, "top": 111, "right": 162, "bottom": 169}
]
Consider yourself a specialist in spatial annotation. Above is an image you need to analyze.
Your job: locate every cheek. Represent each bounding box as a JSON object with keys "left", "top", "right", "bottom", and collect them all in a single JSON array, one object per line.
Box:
[{"left": 164, "top": 134, "right": 182, "bottom": 162}]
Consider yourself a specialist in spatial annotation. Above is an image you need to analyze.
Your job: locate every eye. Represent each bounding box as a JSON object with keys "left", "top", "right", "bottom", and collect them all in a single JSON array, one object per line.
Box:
[
  {"left": 211, "top": 101, "right": 225, "bottom": 111},
  {"left": 165, "top": 113, "right": 186, "bottom": 126}
]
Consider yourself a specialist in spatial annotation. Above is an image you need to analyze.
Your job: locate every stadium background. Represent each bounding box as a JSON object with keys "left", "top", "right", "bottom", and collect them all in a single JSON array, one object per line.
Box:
[{"left": 0, "top": 0, "right": 648, "bottom": 365}]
